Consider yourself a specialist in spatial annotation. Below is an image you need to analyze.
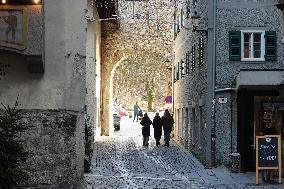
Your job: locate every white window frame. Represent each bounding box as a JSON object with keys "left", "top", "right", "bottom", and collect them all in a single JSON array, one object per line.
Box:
[{"left": 241, "top": 30, "right": 265, "bottom": 62}]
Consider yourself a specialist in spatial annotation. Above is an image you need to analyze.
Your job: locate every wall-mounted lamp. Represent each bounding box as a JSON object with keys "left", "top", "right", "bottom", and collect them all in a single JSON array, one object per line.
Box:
[{"left": 191, "top": 11, "right": 207, "bottom": 34}]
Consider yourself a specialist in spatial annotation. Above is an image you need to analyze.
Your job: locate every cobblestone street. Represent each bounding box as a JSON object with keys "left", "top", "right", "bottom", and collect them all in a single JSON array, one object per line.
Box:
[{"left": 84, "top": 116, "right": 284, "bottom": 189}]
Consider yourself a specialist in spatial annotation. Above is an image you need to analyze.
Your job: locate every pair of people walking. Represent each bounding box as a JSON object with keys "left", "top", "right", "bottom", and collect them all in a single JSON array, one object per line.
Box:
[{"left": 140, "top": 109, "right": 174, "bottom": 147}]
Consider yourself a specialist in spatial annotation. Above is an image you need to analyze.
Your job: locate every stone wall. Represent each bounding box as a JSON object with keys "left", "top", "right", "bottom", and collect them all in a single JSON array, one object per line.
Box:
[{"left": 19, "top": 110, "right": 84, "bottom": 187}]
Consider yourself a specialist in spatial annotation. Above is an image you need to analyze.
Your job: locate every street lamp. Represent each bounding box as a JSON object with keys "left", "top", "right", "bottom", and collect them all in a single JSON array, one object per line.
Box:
[{"left": 191, "top": 11, "right": 207, "bottom": 34}]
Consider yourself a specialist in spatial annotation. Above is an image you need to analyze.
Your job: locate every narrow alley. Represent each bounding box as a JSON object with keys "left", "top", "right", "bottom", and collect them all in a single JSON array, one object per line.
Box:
[{"left": 84, "top": 115, "right": 283, "bottom": 189}]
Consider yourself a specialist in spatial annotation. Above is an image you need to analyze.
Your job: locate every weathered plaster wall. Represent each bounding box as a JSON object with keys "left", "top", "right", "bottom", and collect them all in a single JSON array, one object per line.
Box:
[
  {"left": 215, "top": 0, "right": 283, "bottom": 165},
  {"left": 0, "top": 0, "right": 87, "bottom": 187},
  {"left": 100, "top": 0, "right": 174, "bottom": 135},
  {"left": 0, "top": 0, "right": 87, "bottom": 110},
  {"left": 85, "top": 0, "right": 101, "bottom": 171},
  {"left": 172, "top": 0, "right": 209, "bottom": 165}
]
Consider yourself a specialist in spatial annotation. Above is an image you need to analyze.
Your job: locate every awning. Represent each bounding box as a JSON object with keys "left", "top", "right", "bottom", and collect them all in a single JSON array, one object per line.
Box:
[{"left": 236, "top": 71, "right": 284, "bottom": 89}]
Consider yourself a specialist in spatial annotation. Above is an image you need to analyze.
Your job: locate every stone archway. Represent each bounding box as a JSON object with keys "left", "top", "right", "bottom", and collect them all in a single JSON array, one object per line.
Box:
[{"left": 99, "top": 0, "right": 174, "bottom": 135}]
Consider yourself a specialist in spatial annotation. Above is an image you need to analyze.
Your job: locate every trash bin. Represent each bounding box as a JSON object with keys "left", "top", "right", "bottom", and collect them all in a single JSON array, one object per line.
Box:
[{"left": 230, "top": 153, "right": 241, "bottom": 173}]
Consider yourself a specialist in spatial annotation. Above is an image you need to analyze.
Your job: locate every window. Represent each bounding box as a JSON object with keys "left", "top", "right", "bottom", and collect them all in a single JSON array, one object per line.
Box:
[
  {"left": 241, "top": 30, "right": 265, "bottom": 61},
  {"left": 190, "top": 45, "right": 196, "bottom": 70},
  {"left": 229, "top": 30, "right": 276, "bottom": 61},
  {"left": 197, "top": 37, "right": 204, "bottom": 66},
  {"left": 181, "top": 60, "right": 185, "bottom": 77},
  {"left": 185, "top": 52, "right": 190, "bottom": 74},
  {"left": 198, "top": 106, "right": 203, "bottom": 145},
  {"left": 192, "top": 107, "right": 196, "bottom": 144}
]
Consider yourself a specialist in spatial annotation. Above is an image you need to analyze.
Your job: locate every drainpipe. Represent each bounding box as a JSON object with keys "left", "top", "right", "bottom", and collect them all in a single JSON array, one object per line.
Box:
[{"left": 211, "top": 0, "right": 217, "bottom": 167}]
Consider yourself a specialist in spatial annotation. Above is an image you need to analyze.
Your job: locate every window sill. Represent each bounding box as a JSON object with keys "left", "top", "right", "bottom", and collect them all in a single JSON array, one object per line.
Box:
[
  {"left": 241, "top": 58, "right": 265, "bottom": 62},
  {"left": 240, "top": 61, "right": 266, "bottom": 64}
]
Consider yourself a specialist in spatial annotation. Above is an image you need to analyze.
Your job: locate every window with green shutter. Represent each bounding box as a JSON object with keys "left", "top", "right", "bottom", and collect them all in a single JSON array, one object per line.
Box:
[
  {"left": 265, "top": 31, "right": 276, "bottom": 61},
  {"left": 185, "top": 52, "right": 190, "bottom": 74},
  {"left": 229, "top": 31, "right": 241, "bottom": 61}
]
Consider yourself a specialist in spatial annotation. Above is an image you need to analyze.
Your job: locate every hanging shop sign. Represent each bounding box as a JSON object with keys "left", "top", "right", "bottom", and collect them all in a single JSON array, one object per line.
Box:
[{"left": 256, "top": 135, "right": 282, "bottom": 185}]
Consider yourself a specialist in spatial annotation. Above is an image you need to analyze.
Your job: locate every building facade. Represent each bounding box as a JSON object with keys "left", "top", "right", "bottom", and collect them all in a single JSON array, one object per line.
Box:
[
  {"left": 173, "top": 0, "right": 284, "bottom": 172},
  {"left": 0, "top": 0, "right": 102, "bottom": 187}
]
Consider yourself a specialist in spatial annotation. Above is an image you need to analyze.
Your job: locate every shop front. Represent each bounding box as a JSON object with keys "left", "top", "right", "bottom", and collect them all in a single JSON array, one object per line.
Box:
[{"left": 237, "top": 71, "right": 284, "bottom": 175}]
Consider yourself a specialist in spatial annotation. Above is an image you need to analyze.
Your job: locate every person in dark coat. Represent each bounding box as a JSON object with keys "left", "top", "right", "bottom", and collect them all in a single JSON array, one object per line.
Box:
[
  {"left": 161, "top": 109, "right": 174, "bottom": 147},
  {"left": 133, "top": 102, "right": 140, "bottom": 122},
  {"left": 140, "top": 113, "right": 152, "bottom": 146},
  {"left": 152, "top": 112, "right": 162, "bottom": 146}
]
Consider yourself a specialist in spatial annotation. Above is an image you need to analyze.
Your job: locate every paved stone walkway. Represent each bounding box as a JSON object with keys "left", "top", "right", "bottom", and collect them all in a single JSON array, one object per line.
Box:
[{"left": 84, "top": 116, "right": 283, "bottom": 189}]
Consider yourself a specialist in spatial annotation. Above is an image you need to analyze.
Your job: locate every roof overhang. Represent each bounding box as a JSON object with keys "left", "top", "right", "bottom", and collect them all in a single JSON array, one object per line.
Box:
[{"left": 237, "top": 70, "right": 284, "bottom": 89}]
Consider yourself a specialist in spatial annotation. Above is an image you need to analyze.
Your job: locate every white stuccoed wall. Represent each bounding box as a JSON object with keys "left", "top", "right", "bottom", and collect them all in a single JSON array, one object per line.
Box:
[{"left": 0, "top": 0, "right": 87, "bottom": 111}]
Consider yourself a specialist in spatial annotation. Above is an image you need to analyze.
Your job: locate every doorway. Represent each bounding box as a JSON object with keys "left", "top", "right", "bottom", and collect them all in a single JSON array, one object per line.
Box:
[{"left": 237, "top": 89, "right": 279, "bottom": 172}]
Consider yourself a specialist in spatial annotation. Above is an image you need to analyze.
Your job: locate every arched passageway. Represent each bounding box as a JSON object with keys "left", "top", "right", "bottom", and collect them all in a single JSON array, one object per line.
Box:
[
  {"left": 110, "top": 54, "right": 172, "bottom": 117},
  {"left": 98, "top": 0, "right": 175, "bottom": 136}
]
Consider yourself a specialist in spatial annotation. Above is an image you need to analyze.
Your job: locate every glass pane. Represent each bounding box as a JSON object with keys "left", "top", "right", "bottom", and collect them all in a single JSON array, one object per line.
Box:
[
  {"left": 254, "top": 50, "right": 261, "bottom": 58},
  {"left": 244, "top": 42, "right": 249, "bottom": 58},
  {"left": 253, "top": 43, "right": 261, "bottom": 58},
  {"left": 254, "top": 33, "right": 261, "bottom": 42},
  {"left": 244, "top": 33, "right": 250, "bottom": 42}
]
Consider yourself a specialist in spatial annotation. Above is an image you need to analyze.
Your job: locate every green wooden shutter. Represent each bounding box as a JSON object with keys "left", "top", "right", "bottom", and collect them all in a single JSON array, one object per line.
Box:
[
  {"left": 265, "top": 31, "right": 276, "bottom": 61},
  {"left": 229, "top": 31, "right": 241, "bottom": 61}
]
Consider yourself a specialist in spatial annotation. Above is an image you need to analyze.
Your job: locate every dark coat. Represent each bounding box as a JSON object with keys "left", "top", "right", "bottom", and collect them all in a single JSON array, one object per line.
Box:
[
  {"left": 152, "top": 115, "right": 162, "bottom": 139},
  {"left": 161, "top": 112, "right": 174, "bottom": 132},
  {"left": 140, "top": 114, "right": 152, "bottom": 137}
]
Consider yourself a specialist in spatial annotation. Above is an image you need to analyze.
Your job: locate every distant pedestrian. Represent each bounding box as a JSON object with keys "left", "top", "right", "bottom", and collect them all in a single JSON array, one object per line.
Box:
[
  {"left": 133, "top": 102, "right": 140, "bottom": 122},
  {"left": 152, "top": 112, "right": 162, "bottom": 146},
  {"left": 161, "top": 109, "right": 174, "bottom": 147},
  {"left": 140, "top": 113, "right": 152, "bottom": 146}
]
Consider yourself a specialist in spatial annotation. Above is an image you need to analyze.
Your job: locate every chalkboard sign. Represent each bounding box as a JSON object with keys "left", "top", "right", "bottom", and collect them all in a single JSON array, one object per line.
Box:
[
  {"left": 258, "top": 137, "right": 278, "bottom": 167},
  {"left": 256, "top": 135, "right": 282, "bottom": 185}
]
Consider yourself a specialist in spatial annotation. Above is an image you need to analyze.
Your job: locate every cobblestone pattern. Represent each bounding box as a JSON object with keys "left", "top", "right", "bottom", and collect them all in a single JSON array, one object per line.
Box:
[{"left": 84, "top": 121, "right": 284, "bottom": 189}]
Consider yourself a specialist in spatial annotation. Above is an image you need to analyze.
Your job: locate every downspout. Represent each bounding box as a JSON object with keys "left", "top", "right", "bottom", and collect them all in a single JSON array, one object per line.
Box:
[{"left": 211, "top": 0, "right": 217, "bottom": 167}]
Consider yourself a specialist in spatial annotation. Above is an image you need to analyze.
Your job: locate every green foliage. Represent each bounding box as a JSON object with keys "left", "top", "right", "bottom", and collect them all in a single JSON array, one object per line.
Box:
[{"left": 0, "top": 101, "right": 29, "bottom": 188}]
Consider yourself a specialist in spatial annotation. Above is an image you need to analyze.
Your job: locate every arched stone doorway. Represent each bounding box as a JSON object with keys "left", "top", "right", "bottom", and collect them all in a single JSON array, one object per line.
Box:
[{"left": 99, "top": 0, "right": 174, "bottom": 136}]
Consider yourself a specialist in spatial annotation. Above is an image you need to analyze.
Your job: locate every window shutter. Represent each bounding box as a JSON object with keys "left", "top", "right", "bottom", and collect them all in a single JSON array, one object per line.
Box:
[
  {"left": 265, "top": 31, "right": 276, "bottom": 61},
  {"left": 229, "top": 31, "right": 241, "bottom": 61}
]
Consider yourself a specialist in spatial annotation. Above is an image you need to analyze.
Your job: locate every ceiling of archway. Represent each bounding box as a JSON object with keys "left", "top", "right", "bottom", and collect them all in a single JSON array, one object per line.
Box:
[
  {"left": 112, "top": 55, "right": 172, "bottom": 110},
  {"left": 102, "top": 0, "right": 174, "bottom": 74}
]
